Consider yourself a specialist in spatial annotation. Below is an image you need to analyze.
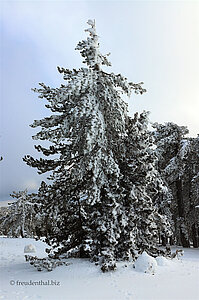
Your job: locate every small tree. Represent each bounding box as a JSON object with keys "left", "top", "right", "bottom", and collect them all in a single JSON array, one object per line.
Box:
[{"left": 0, "top": 190, "right": 36, "bottom": 238}]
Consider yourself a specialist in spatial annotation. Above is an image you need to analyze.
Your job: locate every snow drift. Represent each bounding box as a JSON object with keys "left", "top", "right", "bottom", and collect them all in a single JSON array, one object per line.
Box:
[{"left": 134, "top": 251, "right": 158, "bottom": 274}]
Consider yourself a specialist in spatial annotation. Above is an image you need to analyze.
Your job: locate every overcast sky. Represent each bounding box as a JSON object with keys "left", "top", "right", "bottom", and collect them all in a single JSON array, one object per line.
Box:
[{"left": 0, "top": 0, "right": 199, "bottom": 202}]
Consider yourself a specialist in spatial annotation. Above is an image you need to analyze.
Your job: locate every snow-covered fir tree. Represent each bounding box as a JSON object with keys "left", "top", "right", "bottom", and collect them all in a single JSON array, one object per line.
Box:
[
  {"left": 23, "top": 20, "right": 170, "bottom": 271},
  {"left": 153, "top": 122, "right": 199, "bottom": 247},
  {"left": 0, "top": 190, "right": 36, "bottom": 238},
  {"left": 182, "top": 136, "right": 199, "bottom": 247},
  {"left": 152, "top": 122, "right": 190, "bottom": 246},
  {"left": 116, "top": 112, "right": 172, "bottom": 259}
]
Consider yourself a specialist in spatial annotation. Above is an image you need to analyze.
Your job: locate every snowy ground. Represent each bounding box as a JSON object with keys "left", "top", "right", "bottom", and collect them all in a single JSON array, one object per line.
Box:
[{"left": 0, "top": 237, "right": 198, "bottom": 300}]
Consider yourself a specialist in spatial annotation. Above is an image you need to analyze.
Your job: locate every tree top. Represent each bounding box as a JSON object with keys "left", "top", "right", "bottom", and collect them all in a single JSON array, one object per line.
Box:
[{"left": 75, "top": 19, "right": 111, "bottom": 70}]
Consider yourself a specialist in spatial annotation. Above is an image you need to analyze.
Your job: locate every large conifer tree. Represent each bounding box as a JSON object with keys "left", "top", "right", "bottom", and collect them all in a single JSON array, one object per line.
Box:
[{"left": 24, "top": 20, "right": 168, "bottom": 271}]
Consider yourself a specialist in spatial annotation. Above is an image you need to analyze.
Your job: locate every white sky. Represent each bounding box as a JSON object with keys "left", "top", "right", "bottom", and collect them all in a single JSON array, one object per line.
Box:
[{"left": 0, "top": 0, "right": 199, "bottom": 201}]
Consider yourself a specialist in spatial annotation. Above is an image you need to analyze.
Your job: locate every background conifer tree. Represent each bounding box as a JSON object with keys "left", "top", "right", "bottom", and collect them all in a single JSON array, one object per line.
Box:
[
  {"left": 117, "top": 112, "right": 172, "bottom": 259},
  {"left": 0, "top": 190, "right": 36, "bottom": 238},
  {"left": 153, "top": 122, "right": 199, "bottom": 247}
]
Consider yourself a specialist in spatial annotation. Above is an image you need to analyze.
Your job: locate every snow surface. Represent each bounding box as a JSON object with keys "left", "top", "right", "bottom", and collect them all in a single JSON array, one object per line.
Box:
[
  {"left": 0, "top": 237, "right": 199, "bottom": 300},
  {"left": 156, "top": 256, "right": 170, "bottom": 266}
]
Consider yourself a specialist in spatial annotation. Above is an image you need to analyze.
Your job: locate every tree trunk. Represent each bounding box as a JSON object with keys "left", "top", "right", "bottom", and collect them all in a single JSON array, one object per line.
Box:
[
  {"left": 176, "top": 178, "right": 190, "bottom": 247},
  {"left": 20, "top": 227, "right": 24, "bottom": 238},
  {"left": 161, "top": 235, "right": 167, "bottom": 246},
  {"left": 191, "top": 223, "right": 199, "bottom": 248},
  {"left": 169, "top": 236, "right": 175, "bottom": 246}
]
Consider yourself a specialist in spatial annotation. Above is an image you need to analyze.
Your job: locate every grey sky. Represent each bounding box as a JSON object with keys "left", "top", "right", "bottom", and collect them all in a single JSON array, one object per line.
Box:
[{"left": 0, "top": 0, "right": 198, "bottom": 202}]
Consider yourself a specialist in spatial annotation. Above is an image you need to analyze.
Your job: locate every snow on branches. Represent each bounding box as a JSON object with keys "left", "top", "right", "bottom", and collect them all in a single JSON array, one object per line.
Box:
[{"left": 23, "top": 20, "right": 170, "bottom": 272}]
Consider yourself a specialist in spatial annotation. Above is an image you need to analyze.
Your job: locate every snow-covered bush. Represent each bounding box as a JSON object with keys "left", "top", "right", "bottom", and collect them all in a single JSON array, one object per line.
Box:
[{"left": 25, "top": 255, "right": 71, "bottom": 272}]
